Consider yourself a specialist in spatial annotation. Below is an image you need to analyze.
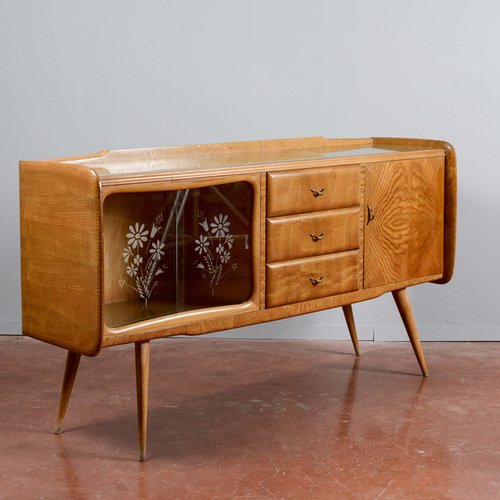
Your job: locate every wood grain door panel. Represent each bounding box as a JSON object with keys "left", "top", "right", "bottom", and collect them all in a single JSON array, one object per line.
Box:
[{"left": 364, "top": 157, "right": 445, "bottom": 288}]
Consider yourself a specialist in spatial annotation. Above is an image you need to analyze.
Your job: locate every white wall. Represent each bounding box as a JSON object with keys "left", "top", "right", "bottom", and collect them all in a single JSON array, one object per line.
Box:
[{"left": 1, "top": 0, "right": 499, "bottom": 341}]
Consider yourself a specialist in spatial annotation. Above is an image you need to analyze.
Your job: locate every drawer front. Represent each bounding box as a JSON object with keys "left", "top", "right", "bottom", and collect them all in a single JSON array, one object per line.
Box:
[
  {"left": 266, "top": 251, "right": 359, "bottom": 308},
  {"left": 267, "top": 207, "right": 360, "bottom": 262},
  {"left": 267, "top": 165, "right": 360, "bottom": 217}
]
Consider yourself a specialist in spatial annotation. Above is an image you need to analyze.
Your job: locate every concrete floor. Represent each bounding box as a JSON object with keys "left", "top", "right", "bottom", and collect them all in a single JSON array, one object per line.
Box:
[{"left": 0, "top": 336, "right": 499, "bottom": 499}]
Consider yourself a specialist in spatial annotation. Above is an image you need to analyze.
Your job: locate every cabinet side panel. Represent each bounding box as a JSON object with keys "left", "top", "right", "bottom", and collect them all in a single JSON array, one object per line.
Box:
[{"left": 20, "top": 162, "right": 102, "bottom": 355}]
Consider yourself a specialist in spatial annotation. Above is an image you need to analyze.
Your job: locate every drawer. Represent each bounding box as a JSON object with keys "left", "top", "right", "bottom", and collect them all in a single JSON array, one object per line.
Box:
[
  {"left": 267, "top": 165, "right": 360, "bottom": 216},
  {"left": 266, "top": 250, "right": 359, "bottom": 308},
  {"left": 267, "top": 207, "right": 360, "bottom": 262}
]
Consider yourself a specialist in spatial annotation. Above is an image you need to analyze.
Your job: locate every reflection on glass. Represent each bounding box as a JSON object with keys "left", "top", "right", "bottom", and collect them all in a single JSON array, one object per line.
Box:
[
  {"left": 103, "top": 182, "right": 253, "bottom": 327},
  {"left": 83, "top": 147, "right": 401, "bottom": 177}
]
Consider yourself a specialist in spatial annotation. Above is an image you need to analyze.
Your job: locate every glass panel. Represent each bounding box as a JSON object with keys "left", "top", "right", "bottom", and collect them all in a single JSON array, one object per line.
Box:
[
  {"left": 84, "top": 147, "right": 401, "bottom": 177},
  {"left": 103, "top": 182, "right": 254, "bottom": 328}
]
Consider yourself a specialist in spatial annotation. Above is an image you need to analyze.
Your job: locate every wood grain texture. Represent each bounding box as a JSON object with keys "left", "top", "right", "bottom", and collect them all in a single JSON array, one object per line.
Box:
[
  {"left": 135, "top": 341, "right": 150, "bottom": 461},
  {"left": 267, "top": 165, "right": 360, "bottom": 217},
  {"left": 266, "top": 251, "right": 359, "bottom": 308},
  {"left": 392, "top": 289, "right": 429, "bottom": 377},
  {"left": 54, "top": 351, "right": 81, "bottom": 434},
  {"left": 20, "top": 161, "right": 102, "bottom": 356},
  {"left": 96, "top": 149, "right": 445, "bottom": 187},
  {"left": 364, "top": 157, "right": 445, "bottom": 288},
  {"left": 259, "top": 173, "right": 267, "bottom": 308},
  {"left": 373, "top": 137, "right": 456, "bottom": 284},
  {"left": 266, "top": 208, "right": 360, "bottom": 262},
  {"left": 105, "top": 300, "right": 260, "bottom": 336},
  {"left": 357, "top": 163, "right": 366, "bottom": 290}
]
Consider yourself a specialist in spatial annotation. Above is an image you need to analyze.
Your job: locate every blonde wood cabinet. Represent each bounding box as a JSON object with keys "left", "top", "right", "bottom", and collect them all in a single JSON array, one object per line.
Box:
[{"left": 19, "top": 136, "right": 456, "bottom": 460}]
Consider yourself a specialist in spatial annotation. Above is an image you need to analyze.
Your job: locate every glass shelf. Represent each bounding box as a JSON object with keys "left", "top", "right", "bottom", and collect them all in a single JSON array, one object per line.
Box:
[{"left": 72, "top": 147, "right": 403, "bottom": 177}]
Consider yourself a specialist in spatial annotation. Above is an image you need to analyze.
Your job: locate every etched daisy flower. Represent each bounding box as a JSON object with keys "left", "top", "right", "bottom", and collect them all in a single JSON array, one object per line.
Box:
[
  {"left": 216, "top": 243, "right": 225, "bottom": 254},
  {"left": 150, "top": 240, "right": 165, "bottom": 261},
  {"left": 127, "top": 223, "right": 149, "bottom": 249},
  {"left": 122, "top": 246, "right": 133, "bottom": 263},
  {"left": 126, "top": 264, "right": 138, "bottom": 277},
  {"left": 220, "top": 249, "right": 231, "bottom": 264},
  {"left": 210, "top": 214, "right": 230, "bottom": 238},
  {"left": 133, "top": 254, "right": 143, "bottom": 266},
  {"left": 195, "top": 234, "right": 209, "bottom": 254}
]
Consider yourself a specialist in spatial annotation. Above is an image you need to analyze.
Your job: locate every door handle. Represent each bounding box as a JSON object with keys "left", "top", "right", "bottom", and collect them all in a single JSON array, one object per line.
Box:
[
  {"left": 309, "top": 276, "right": 324, "bottom": 286},
  {"left": 309, "top": 232, "right": 325, "bottom": 242},
  {"left": 367, "top": 205, "right": 376, "bottom": 225},
  {"left": 310, "top": 187, "right": 325, "bottom": 197}
]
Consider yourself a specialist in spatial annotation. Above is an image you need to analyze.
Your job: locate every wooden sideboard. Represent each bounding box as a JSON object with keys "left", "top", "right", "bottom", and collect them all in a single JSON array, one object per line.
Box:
[{"left": 19, "top": 136, "right": 457, "bottom": 460}]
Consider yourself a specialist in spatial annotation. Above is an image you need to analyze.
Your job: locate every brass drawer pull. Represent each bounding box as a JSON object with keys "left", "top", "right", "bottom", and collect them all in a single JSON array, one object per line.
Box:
[
  {"left": 367, "top": 205, "right": 376, "bottom": 225},
  {"left": 310, "top": 187, "right": 325, "bottom": 197},
  {"left": 309, "top": 276, "right": 324, "bottom": 286},
  {"left": 309, "top": 232, "right": 325, "bottom": 242}
]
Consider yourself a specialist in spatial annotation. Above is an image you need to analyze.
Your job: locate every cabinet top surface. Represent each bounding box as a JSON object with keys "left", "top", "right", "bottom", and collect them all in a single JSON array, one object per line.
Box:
[{"left": 32, "top": 137, "right": 446, "bottom": 181}]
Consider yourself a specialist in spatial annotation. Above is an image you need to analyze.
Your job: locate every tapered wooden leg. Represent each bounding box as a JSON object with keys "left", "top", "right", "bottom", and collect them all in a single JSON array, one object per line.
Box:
[
  {"left": 54, "top": 351, "right": 81, "bottom": 435},
  {"left": 135, "top": 341, "right": 150, "bottom": 462},
  {"left": 342, "top": 304, "right": 361, "bottom": 356},
  {"left": 392, "top": 289, "right": 429, "bottom": 377}
]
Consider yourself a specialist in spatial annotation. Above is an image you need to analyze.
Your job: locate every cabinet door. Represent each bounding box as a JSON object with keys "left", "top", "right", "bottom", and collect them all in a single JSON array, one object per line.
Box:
[
  {"left": 364, "top": 157, "right": 445, "bottom": 288},
  {"left": 103, "top": 182, "right": 255, "bottom": 328}
]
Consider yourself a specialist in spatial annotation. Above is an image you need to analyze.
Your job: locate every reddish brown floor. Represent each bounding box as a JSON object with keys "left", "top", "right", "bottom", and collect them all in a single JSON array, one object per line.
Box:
[{"left": 0, "top": 336, "right": 499, "bottom": 499}]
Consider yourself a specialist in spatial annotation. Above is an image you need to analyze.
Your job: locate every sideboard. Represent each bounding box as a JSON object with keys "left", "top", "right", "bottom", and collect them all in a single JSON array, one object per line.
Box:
[{"left": 20, "top": 136, "right": 457, "bottom": 460}]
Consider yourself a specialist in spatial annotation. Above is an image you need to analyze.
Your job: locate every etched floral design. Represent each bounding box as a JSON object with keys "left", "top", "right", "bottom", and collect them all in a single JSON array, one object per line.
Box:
[
  {"left": 150, "top": 240, "right": 166, "bottom": 261},
  {"left": 151, "top": 222, "right": 161, "bottom": 238},
  {"left": 194, "top": 234, "right": 210, "bottom": 254},
  {"left": 126, "top": 264, "right": 138, "bottom": 277},
  {"left": 220, "top": 249, "right": 231, "bottom": 264},
  {"left": 194, "top": 211, "right": 239, "bottom": 296},
  {"left": 225, "top": 234, "right": 235, "bottom": 249},
  {"left": 122, "top": 246, "right": 134, "bottom": 263},
  {"left": 127, "top": 222, "right": 149, "bottom": 249},
  {"left": 119, "top": 214, "right": 167, "bottom": 306},
  {"left": 210, "top": 214, "right": 231, "bottom": 237}
]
